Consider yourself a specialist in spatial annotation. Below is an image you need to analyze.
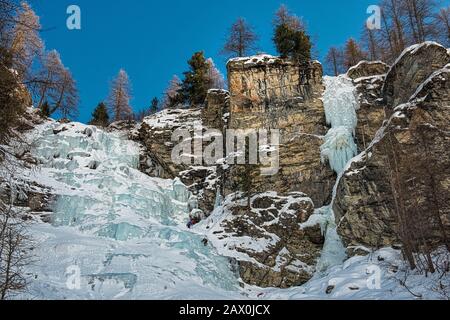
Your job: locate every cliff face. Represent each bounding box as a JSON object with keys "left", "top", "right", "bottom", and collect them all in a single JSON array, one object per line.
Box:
[
  {"left": 135, "top": 43, "right": 450, "bottom": 288},
  {"left": 335, "top": 43, "right": 450, "bottom": 254},
  {"left": 197, "top": 56, "right": 338, "bottom": 287},
  {"left": 227, "top": 55, "right": 335, "bottom": 208},
  {"left": 348, "top": 61, "right": 390, "bottom": 151}
]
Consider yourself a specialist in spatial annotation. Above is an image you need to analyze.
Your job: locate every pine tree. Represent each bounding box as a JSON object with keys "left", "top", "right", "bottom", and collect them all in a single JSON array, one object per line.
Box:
[
  {"left": 221, "top": 18, "right": 258, "bottom": 58},
  {"left": 89, "top": 102, "right": 109, "bottom": 127},
  {"left": 180, "top": 51, "right": 210, "bottom": 106},
  {"left": 272, "top": 5, "right": 312, "bottom": 63},
  {"left": 150, "top": 97, "right": 159, "bottom": 114},
  {"left": 108, "top": 69, "right": 132, "bottom": 121}
]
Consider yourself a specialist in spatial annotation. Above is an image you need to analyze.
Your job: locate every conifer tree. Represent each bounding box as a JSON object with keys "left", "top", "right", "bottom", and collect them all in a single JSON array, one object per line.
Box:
[
  {"left": 180, "top": 51, "right": 210, "bottom": 106},
  {"left": 150, "top": 97, "right": 159, "bottom": 114},
  {"left": 272, "top": 5, "right": 312, "bottom": 63},
  {"left": 89, "top": 102, "right": 109, "bottom": 127}
]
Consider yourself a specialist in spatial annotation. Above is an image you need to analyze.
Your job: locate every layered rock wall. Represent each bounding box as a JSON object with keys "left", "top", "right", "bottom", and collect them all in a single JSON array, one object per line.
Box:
[{"left": 227, "top": 55, "right": 335, "bottom": 207}]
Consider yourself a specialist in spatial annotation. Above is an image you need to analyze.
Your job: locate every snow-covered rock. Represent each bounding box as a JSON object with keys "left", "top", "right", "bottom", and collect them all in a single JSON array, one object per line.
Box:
[{"left": 196, "top": 192, "right": 324, "bottom": 288}]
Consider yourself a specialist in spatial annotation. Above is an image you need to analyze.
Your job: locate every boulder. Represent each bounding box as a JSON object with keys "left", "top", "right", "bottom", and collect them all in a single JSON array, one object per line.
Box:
[{"left": 347, "top": 61, "right": 390, "bottom": 80}]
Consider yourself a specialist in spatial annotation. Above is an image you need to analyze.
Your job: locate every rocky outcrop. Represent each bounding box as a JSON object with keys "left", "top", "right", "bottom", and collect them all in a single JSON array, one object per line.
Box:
[
  {"left": 343, "top": 60, "right": 392, "bottom": 152},
  {"left": 206, "top": 192, "right": 323, "bottom": 288},
  {"left": 383, "top": 42, "right": 450, "bottom": 110},
  {"left": 226, "top": 55, "right": 335, "bottom": 207},
  {"left": 133, "top": 43, "right": 450, "bottom": 287},
  {"left": 179, "top": 166, "right": 218, "bottom": 214},
  {"left": 136, "top": 108, "right": 203, "bottom": 179},
  {"left": 136, "top": 108, "right": 223, "bottom": 213},
  {"left": 1, "top": 174, "right": 54, "bottom": 223},
  {"left": 347, "top": 61, "right": 390, "bottom": 80},
  {"left": 335, "top": 63, "right": 450, "bottom": 253},
  {"left": 203, "top": 89, "right": 230, "bottom": 132},
  {"left": 353, "top": 76, "right": 387, "bottom": 151}
]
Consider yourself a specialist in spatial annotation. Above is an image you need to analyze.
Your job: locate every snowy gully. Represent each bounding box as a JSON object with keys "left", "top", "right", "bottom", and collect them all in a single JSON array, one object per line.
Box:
[{"left": 179, "top": 304, "right": 271, "bottom": 318}]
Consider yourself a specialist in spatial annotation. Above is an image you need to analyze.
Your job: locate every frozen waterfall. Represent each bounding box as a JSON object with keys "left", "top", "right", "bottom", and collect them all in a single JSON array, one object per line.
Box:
[
  {"left": 313, "top": 75, "right": 360, "bottom": 273},
  {"left": 321, "top": 76, "right": 359, "bottom": 174},
  {"left": 21, "top": 121, "right": 239, "bottom": 299}
]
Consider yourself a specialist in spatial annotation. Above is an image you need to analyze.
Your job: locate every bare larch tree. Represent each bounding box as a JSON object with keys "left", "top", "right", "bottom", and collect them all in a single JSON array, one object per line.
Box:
[
  {"left": 34, "top": 50, "right": 79, "bottom": 119},
  {"left": 325, "top": 47, "right": 345, "bottom": 76},
  {"left": 221, "top": 17, "right": 258, "bottom": 58},
  {"left": 108, "top": 69, "right": 133, "bottom": 121},
  {"left": 206, "top": 58, "right": 225, "bottom": 90},
  {"left": 10, "top": 1, "right": 42, "bottom": 80},
  {"left": 161, "top": 75, "right": 182, "bottom": 109}
]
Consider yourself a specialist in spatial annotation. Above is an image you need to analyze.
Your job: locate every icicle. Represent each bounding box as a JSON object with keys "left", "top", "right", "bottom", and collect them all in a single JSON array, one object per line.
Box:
[
  {"left": 314, "top": 75, "right": 360, "bottom": 274},
  {"left": 314, "top": 206, "right": 347, "bottom": 273},
  {"left": 214, "top": 188, "right": 223, "bottom": 209},
  {"left": 320, "top": 127, "right": 358, "bottom": 174},
  {"left": 321, "top": 76, "right": 359, "bottom": 174}
]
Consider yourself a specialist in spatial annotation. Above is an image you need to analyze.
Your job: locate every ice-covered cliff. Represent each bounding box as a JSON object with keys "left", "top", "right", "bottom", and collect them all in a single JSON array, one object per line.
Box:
[{"left": 16, "top": 120, "right": 241, "bottom": 299}]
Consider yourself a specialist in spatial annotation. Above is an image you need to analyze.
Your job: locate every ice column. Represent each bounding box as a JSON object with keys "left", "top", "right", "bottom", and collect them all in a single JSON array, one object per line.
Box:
[{"left": 320, "top": 76, "right": 359, "bottom": 174}]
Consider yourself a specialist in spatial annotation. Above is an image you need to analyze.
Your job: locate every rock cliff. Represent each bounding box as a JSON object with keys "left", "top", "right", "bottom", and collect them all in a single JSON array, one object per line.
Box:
[
  {"left": 135, "top": 42, "right": 450, "bottom": 287},
  {"left": 226, "top": 55, "right": 335, "bottom": 208},
  {"left": 335, "top": 43, "right": 450, "bottom": 254}
]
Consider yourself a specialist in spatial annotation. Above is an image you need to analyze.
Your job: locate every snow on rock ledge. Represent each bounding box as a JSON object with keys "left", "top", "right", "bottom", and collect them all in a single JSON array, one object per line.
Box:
[{"left": 347, "top": 60, "right": 389, "bottom": 80}]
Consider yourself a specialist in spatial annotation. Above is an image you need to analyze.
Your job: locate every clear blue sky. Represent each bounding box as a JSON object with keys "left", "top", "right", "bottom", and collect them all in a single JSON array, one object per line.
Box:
[{"left": 30, "top": 0, "right": 440, "bottom": 123}]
